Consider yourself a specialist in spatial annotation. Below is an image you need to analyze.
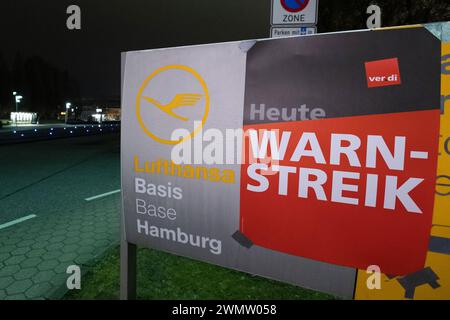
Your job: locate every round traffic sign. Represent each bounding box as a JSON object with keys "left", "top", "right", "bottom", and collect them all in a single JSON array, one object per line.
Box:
[{"left": 280, "top": 0, "right": 310, "bottom": 13}]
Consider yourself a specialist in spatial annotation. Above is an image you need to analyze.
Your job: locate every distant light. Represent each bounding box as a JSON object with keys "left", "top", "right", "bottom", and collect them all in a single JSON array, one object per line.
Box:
[
  {"left": 13, "top": 91, "right": 17, "bottom": 96},
  {"left": 34, "top": 129, "right": 37, "bottom": 132},
  {"left": 96, "top": 108, "right": 102, "bottom": 113},
  {"left": 13, "top": 131, "right": 17, "bottom": 134},
  {"left": 66, "top": 102, "right": 71, "bottom": 109},
  {"left": 10, "top": 112, "right": 36, "bottom": 124},
  {"left": 50, "top": 128, "right": 54, "bottom": 131},
  {"left": 50, "top": 132, "right": 53, "bottom": 135},
  {"left": 75, "top": 126, "right": 77, "bottom": 129},
  {"left": 86, "top": 130, "right": 89, "bottom": 132},
  {"left": 64, "top": 128, "right": 66, "bottom": 130},
  {"left": 21, "top": 134, "right": 24, "bottom": 137},
  {"left": 70, "top": 131, "right": 73, "bottom": 134}
]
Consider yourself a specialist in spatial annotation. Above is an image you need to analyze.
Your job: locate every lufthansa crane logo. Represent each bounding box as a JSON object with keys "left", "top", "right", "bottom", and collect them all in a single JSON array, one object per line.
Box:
[{"left": 136, "top": 65, "right": 210, "bottom": 145}]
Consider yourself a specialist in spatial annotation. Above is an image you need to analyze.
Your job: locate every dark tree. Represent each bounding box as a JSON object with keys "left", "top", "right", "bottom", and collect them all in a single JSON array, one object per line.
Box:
[
  {"left": 0, "top": 53, "right": 12, "bottom": 117},
  {"left": 0, "top": 53, "right": 80, "bottom": 118},
  {"left": 318, "top": 0, "right": 450, "bottom": 32}
]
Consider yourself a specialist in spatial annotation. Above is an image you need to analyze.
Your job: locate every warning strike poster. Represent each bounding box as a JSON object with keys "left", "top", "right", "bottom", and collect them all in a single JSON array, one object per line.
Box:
[{"left": 121, "top": 26, "right": 442, "bottom": 298}]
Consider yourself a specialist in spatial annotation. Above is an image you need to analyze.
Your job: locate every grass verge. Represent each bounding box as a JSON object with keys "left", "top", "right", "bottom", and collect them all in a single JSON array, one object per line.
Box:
[{"left": 65, "top": 246, "right": 335, "bottom": 300}]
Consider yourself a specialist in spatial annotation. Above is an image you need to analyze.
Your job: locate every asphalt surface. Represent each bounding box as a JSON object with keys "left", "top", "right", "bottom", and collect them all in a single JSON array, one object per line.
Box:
[{"left": 0, "top": 133, "right": 121, "bottom": 299}]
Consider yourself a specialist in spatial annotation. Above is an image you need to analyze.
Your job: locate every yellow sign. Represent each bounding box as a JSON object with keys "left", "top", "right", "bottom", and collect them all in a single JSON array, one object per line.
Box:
[
  {"left": 355, "top": 226, "right": 450, "bottom": 300},
  {"left": 435, "top": 42, "right": 450, "bottom": 226},
  {"left": 136, "top": 65, "right": 210, "bottom": 145}
]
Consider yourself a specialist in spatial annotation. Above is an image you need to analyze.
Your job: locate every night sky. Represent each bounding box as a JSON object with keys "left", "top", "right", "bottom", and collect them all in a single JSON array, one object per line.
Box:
[
  {"left": 1, "top": 0, "right": 448, "bottom": 99},
  {"left": 1, "top": 1, "right": 270, "bottom": 99}
]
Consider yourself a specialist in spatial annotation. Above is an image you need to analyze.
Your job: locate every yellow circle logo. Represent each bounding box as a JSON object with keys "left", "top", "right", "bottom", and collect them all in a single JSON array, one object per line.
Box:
[{"left": 136, "top": 65, "right": 210, "bottom": 145}]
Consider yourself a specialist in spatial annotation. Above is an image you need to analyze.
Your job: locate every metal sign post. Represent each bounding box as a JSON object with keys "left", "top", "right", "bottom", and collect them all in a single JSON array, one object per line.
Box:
[{"left": 120, "top": 224, "right": 136, "bottom": 300}]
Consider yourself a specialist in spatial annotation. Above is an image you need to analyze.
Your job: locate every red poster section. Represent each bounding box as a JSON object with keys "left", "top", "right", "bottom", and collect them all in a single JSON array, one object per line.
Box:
[{"left": 240, "top": 110, "right": 440, "bottom": 276}]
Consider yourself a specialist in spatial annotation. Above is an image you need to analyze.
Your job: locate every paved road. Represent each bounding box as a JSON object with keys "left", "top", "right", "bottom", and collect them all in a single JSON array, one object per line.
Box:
[{"left": 0, "top": 133, "right": 121, "bottom": 299}]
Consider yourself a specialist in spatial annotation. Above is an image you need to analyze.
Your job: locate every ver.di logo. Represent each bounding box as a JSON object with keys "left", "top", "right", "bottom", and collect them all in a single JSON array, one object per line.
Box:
[{"left": 136, "top": 65, "right": 210, "bottom": 145}]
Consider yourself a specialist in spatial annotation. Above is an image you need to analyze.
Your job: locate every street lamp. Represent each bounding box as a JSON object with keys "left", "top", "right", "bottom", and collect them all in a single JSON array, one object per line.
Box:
[
  {"left": 15, "top": 95, "right": 23, "bottom": 106},
  {"left": 65, "top": 102, "right": 71, "bottom": 124},
  {"left": 13, "top": 92, "right": 23, "bottom": 126},
  {"left": 13, "top": 92, "right": 17, "bottom": 113}
]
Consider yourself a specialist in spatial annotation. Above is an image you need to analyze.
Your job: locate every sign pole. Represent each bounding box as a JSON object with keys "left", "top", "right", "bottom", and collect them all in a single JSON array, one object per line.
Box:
[{"left": 120, "top": 221, "right": 137, "bottom": 300}]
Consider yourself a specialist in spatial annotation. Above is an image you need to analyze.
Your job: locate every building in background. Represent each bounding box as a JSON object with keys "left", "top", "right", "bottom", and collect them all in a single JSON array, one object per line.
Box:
[{"left": 65, "top": 98, "right": 121, "bottom": 124}]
